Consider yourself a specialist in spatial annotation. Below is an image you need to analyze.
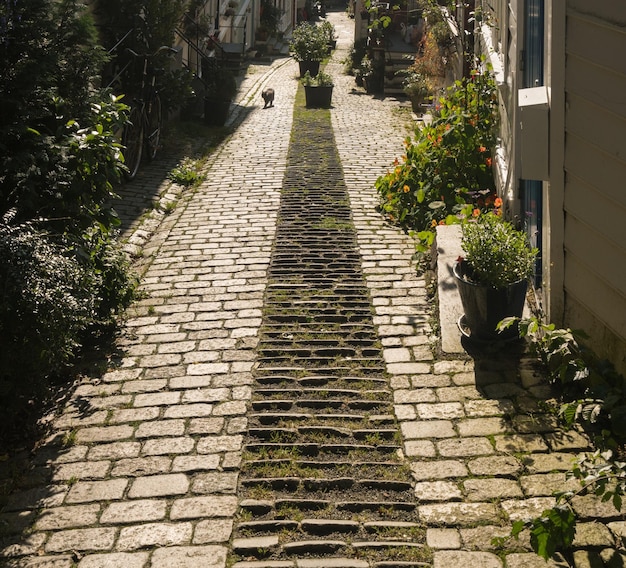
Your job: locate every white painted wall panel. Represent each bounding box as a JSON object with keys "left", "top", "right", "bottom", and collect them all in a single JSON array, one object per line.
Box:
[
  {"left": 563, "top": 1, "right": 626, "bottom": 372},
  {"left": 566, "top": 93, "right": 626, "bottom": 163}
]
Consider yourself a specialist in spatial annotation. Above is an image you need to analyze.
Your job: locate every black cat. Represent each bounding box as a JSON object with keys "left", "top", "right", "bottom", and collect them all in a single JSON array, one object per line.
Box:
[{"left": 262, "top": 88, "right": 275, "bottom": 108}]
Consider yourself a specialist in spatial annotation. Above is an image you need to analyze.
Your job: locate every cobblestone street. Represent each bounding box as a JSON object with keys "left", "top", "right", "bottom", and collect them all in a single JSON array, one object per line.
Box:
[{"left": 1, "top": 9, "right": 625, "bottom": 568}]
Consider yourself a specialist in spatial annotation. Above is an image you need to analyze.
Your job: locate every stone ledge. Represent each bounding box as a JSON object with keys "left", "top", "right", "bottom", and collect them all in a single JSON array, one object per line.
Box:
[{"left": 436, "top": 225, "right": 464, "bottom": 354}]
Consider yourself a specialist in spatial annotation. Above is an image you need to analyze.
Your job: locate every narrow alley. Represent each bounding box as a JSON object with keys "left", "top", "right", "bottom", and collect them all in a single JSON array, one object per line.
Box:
[{"left": 1, "top": 9, "right": 623, "bottom": 568}]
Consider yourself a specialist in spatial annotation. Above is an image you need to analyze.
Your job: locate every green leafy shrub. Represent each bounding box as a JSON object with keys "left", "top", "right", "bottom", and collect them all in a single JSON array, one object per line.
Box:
[
  {"left": 495, "top": 316, "right": 626, "bottom": 560},
  {"left": 460, "top": 212, "right": 538, "bottom": 289},
  {"left": 0, "top": 218, "right": 138, "bottom": 429},
  {"left": 375, "top": 65, "right": 498, "bottom": 233},
  {"left": 344, "top": 38, "right": 367, "bottom": 75},
  {"left": 301, "top": 70, "right": 334, "bottom": 87},
  {"left": 169, "top": 157, "right": 206, "bottom": 186},
  {"left": 505, "top": 317, "right": 626, "bottom": 437},
  {"left": 0, "top": 0, "right": 141, "bottom": 432},
  {"left": 0, "top": 0, "right": 107, "bottom": 134},
  {"left": 0, "top": 0, "right": 116, "bottom": 225},
  {"left": 76, "top": 224, "right": 139, "bottom": 324},
  {"left": 0, "top": 221, "right": 95, "bottom": 394},
  {"left": 289, "top": 23, "right": 329, "bottom": 62},
  {"left": 319, "top": 20, "right": 336, "bottom": 44}
]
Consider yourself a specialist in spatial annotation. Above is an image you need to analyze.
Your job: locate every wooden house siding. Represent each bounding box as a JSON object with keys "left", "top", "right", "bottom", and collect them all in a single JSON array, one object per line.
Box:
[{"left": 563, "top": 3, "right": 626, "bottom": 372}]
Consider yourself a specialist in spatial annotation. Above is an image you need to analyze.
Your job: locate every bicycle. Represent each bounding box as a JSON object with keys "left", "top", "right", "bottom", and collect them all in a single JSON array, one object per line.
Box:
[{"left": 121, "top": 45, "right": 177, "bottom": 180}]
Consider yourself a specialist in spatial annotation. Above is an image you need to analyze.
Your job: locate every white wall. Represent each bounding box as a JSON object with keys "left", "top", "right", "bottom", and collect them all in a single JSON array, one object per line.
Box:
[{"left": 561, "top": 0, "right": 626, "bottom": 374}]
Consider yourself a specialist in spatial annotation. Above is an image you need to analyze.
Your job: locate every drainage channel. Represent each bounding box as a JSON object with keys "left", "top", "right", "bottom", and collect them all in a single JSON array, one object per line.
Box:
[{"left": 230, "top": 102, "right": 427, "bottom": 567}]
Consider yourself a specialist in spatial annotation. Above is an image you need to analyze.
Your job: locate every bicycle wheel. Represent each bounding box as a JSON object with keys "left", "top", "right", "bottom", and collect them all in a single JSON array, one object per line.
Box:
[
  {"left": 146, "top": 94, "right": 162, "bottom": 161},
  {"left": 122, "top": 106, "right": 144, "bottom": 180}
]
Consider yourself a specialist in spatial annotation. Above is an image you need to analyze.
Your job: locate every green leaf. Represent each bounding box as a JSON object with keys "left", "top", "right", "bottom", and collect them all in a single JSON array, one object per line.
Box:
[
  {"left": 530, "top": 523, "right": 552, "bottom": 560},
  {"left": 613, "top": 492, "right": 623, "bottom": 511},
  {"left": 510, "top": 520, "right": 526, "bottom": 539},
  {"left": 497, "top": 316, "right": 517, "bottom": 331},
  {"left": 560, "top": 402, "right": 579, "bottom": 427},
  {"left": 527, "top": 507, "right": 576, "bottom": 560}
]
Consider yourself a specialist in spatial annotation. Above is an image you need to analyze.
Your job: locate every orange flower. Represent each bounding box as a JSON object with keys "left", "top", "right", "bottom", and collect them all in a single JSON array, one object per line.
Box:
[
  {"left": 472, "top": 208, "right": 480, "bottom": 217},
  {"left": 478, "top": 146, "right": 487, "bottom": 153},
  {"left": 486, "top": 157, "right": 492, "bottom": 167},
  {"left": 393, "top": 157, "right": 399, "bottom": 166},
  {"left": 403, "top": 185, "right": 410, "bottom": 193},
  {"left": 494, "top": 197, "right": 503, "bottom": 207},
  {"left": 431, "top": 219, "right": 438, "bottom": 228},
  {"left": 438, "top": 220, "right": 446, "bottom": 225}
]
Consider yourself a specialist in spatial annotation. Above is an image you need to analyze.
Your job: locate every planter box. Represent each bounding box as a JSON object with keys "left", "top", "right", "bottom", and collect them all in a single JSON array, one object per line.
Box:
[
  {"left": 304, "top": 85, "right": 333, "bottom": 108},
  {"left": 453, "top": 260, "right": 527, "bottom": 341},
  {"left": 363, "top": 75, "right": 383, "bottom": 95},
  {"left": 298, "top": 60, "right": 320, "bottom": 78}
]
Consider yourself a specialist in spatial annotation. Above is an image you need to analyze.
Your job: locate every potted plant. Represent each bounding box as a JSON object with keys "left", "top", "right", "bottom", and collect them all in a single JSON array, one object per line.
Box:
[
  {"left": 361, "top": 54, "right": 384, "bottom": 94},
  {"left": 289, "top": 23, "right": 328, "bottom": 77},
  {"left": 203, "top": 61, "right": 238, "bottom": 126},
  {"left": 320, "top": 20, "right": 337, "bottom": 51},
  {"left": 454, "top": 212, "right": 538, "bottom": 341},
  {"left": 401, "top": 70, "right": 430, "bottom": 113},
  {"left": 301, "top": 70, "right": 334, "bottom": 108}
]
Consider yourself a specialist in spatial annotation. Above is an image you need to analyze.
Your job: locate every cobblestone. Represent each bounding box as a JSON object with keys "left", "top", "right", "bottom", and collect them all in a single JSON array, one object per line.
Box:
[
  {"left": 100, "top": 499, "right": 167, "bottom": 524},
  {"left": 117, "top": 522, "right": 193, "bottom": 551},
  {"left": 110, "top": 456, "right": 171, "bottom": 477},
  {"left": 128, "top": 473, "right": 189, "bottom": 498},
  {"left": 78, "top": 552, "right": 150, "bottom": 568},
  {"left": 45, "top": 528, "right": 117, "bottom": 553},
  {"left": 65, "top": 479, "right": 128, "bottom": 503},
  {"left": 34, "top": 504, "right": 101, "bottom": 530},
  {"left": 169, "top": 495, "right": 238, "bottom": 520},
  {"left": 419, "top": 503, "right": 501, "bottom": 526}
]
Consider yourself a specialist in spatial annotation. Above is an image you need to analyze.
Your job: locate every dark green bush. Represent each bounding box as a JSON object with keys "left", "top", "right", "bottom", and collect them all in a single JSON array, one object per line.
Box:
[
  {"left": 0, "top": 221, "right": 95, "bottom": 394},
  {"left": 0, "top": 218, "right": 138, "bottom": 424},
  {"left": 76, "top": 224, "right": 139, "bottom": 324}
]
